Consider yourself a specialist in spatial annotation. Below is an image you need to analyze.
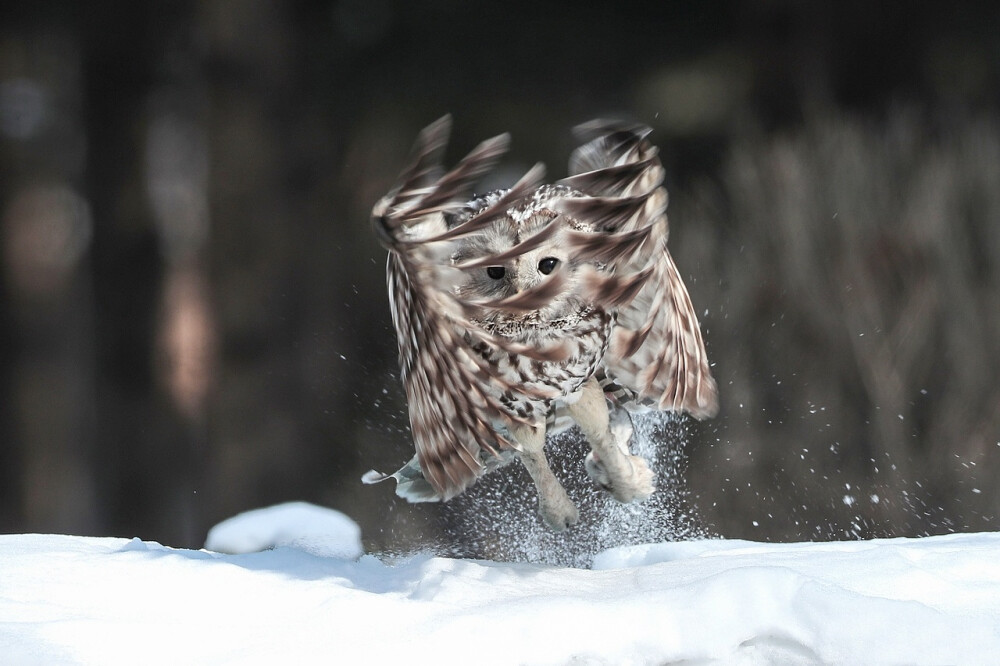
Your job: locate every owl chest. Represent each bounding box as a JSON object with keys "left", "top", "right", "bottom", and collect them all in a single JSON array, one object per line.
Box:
[{"left": 467, "top": 311, "right": 613, "bottom": 421}]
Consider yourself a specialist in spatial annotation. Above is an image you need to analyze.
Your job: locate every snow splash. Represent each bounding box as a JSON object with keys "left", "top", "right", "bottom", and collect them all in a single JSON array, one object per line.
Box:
[{"left": 430, "top": 411, "right": 710, "bottom": 568}]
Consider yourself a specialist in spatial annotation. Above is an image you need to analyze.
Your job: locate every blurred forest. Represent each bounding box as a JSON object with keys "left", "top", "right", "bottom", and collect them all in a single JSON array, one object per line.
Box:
[{"left": 1, "top": 0, "right": 998, "bottom": 551}]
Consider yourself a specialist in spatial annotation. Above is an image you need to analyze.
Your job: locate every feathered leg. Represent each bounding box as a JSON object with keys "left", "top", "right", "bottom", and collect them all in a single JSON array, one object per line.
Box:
[
  {"left": 570, "top": 378, "right": 655, "bottom": 503},
  {"left": 513, "top": 422, "right": 579, "bottom": 531}
]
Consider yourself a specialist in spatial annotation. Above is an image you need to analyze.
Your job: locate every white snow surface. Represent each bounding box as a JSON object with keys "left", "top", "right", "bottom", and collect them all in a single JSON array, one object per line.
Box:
[
  {"left": 2, "top": 502, "right": 1000, "bottom": 665},
  {"left": 204, "top": 501, "right": 363, "bottom": 559}
]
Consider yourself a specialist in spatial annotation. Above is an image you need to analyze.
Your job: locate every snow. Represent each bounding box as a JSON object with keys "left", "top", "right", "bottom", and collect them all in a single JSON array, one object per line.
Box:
[
  {"left": 204, "top": 501, "right": 363, "bottom": 559},
  {"left": 2, "top": 503, "right": 1000, "bottom": 665}
]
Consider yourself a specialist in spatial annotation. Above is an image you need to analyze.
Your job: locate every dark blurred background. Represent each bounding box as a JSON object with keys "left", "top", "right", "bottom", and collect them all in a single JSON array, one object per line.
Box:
[{"left": 1, "top": 0, "right": 997, "bottom": 551}]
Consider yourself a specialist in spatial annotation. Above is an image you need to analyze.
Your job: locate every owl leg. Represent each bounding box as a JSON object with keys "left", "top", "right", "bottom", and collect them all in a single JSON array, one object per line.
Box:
[
  {"left": 512, "top": 422, "right": 579, "bottom": 531},
  {"left": 570, "top": 378, "right": 655, "bottom": 503}
]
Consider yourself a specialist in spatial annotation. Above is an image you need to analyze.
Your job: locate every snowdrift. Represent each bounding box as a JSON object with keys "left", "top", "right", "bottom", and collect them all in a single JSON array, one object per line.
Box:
[{"left": 2, "top": 502, "right": 999, "bottom": 665}]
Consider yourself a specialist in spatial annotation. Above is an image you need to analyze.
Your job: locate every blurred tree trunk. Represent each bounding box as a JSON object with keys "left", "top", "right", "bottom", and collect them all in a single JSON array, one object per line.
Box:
[
  {"left": 0, "top": 22, "right": 98, "bottom": 534},
  {"left": 199, "top": 1, "right": 308, "bottom": 527},
  {"left": 81, "top": 4, "right": 189, "bottom": 542}
]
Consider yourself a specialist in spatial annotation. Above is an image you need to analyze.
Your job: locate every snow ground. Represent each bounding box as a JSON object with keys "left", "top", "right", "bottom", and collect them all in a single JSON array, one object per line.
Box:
[{"left": 2, "top": 502, "right": 999, "bottom": 665}]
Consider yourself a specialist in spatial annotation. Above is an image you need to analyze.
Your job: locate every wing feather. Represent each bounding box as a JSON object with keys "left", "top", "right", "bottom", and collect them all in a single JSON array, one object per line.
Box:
[
  {"left": 558, "top": 121, "right": 719, "bottom": 419},
  {"left": 373, "top": 119, "right": 554, "bottom": 500}
]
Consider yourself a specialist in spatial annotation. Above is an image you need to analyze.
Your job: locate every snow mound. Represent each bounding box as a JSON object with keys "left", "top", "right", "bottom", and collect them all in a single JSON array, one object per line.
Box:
[
  {"left": 204, "top": 501, "right": 362, "bottom": 559},
  {"left": 2, "top": 524, "right": 1000, "bottom": 664}
]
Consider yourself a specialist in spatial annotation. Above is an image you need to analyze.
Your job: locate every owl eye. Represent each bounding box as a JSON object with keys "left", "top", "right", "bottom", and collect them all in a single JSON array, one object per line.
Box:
[
  {"left": 537, "top": 257, "right": 559, "bottom": 275},
  {"left": 486, "top": 266, "right": 506, "bottom": 280}
]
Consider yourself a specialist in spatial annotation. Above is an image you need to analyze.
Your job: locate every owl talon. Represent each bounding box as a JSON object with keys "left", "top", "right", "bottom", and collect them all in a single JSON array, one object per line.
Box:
[
  {"left": 616, "top": 454, "right": 655, "bottom": 503},
  {"left": 538, "top": 491, "right": 579, "bottom": 532},
  {"left": 585, "top": 451, "right": 655, "bottom": 503},
  {"left": 585, "top": 452, "right": 613, "bottom": 490}
]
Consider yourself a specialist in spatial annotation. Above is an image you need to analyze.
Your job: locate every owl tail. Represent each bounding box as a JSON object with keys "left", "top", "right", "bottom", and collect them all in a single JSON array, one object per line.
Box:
[
  {"left": 363, "top": 447, "right": 520, "bottom": 504},
  {"left": 362, "top": 456, "right": 443, "bottom": 503}
]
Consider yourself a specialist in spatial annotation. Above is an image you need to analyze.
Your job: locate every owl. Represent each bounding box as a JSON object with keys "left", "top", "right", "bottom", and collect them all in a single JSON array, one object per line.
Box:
[{"left": 363, "top": 116, "right": 718, "bottom": 530}]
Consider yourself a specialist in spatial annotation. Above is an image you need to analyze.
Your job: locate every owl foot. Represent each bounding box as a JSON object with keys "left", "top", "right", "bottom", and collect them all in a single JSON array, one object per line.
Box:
[
  {"left": 537, "top": 486, "right": 580, "bottom": 532},
  {"left": 585, "top": 451, "right": 655, "bottom": 504}
]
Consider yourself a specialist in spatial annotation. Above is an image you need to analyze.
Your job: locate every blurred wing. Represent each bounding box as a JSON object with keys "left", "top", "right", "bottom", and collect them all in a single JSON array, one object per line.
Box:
[
  {"left": 371, "top": 116, "right": 555, "bottom": 500},
  {"left": 609, "top": 243, "right": 719, "bottom": 419},
  {"left": 558, "top": 120, "right": 719, "bottom": 419}
]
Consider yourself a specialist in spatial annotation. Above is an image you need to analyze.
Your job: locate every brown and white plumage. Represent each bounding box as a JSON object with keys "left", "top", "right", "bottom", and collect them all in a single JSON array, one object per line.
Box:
[{"left": 364, "top": 116, "right": 717, "bottom": 528}]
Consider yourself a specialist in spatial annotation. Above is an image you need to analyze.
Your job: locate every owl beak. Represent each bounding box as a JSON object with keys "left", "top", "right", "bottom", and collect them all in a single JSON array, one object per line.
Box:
[{"left": 509, "top": 264, "right": 527, "bottom": 295}]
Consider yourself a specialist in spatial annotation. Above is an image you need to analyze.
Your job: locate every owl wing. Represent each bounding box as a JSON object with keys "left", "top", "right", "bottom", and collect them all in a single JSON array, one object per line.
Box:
[
  {"left": 557, "top": 121, "right": 719, "bottom": 419},
  {"left": 370, "top": 116, "right": 566, "bottom": 501}
]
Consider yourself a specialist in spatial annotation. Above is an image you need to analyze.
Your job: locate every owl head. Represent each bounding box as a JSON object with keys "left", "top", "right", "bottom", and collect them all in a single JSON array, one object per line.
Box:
[{"left": 448, "top": 185, "right": 590, "bottom": 337}]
